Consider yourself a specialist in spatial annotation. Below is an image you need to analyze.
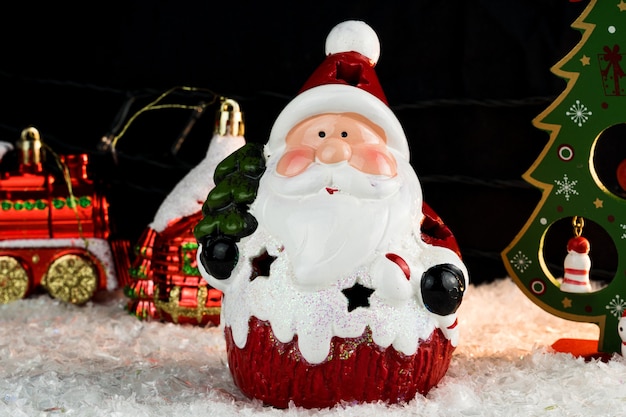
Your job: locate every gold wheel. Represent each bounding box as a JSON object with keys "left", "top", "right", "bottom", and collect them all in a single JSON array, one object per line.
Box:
[
  {"left": 43, "top": 254, "right": 98, "bottom": 304},
  {"left": 0, "top": 256, "right": 29, "bottom": 303}
]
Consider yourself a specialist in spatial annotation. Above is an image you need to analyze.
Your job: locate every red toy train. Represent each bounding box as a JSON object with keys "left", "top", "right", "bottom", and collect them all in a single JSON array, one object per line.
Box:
[{"left": 0, "top": 127, "right": 130, "bottom": 304}]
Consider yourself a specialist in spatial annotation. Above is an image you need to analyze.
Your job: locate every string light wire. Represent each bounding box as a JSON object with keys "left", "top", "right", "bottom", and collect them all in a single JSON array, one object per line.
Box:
[{"left": 105, "top": 86, "right": 220, "bottom": 162}]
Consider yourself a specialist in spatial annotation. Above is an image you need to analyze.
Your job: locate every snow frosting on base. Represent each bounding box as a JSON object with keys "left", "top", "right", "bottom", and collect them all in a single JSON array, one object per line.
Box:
[
  {"left": 150, "top": 133, "right": 245, "bottom": 233},
  {"left": 209, "top": 228, "right": 462, "bottom": 364}
]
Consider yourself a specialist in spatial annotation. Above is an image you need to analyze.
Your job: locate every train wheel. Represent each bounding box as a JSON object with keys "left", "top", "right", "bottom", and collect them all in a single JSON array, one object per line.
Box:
[
  {"left": 0, "top": 256, "right": 29, "bottom": 303},
  {"left": 43, "top": 254, "right": 98, "bottom": 304}
]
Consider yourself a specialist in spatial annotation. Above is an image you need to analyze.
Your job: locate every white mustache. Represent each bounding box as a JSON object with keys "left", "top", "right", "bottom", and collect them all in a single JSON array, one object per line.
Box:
[{"left": 265, "top": 161, "right": 401, "bottom": 199}]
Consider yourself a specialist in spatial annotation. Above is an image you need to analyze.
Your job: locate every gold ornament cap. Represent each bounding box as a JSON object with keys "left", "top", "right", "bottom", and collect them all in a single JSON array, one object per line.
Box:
[
  {"left": 17, "top": 126, "right": 44, "bottom": 167},
  {"left": 215, "top": 98, "right": 244, "bottom": 137}
]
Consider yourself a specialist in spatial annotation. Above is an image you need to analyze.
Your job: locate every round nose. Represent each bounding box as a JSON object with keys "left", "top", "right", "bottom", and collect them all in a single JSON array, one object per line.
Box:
[{"left": 316, "top": 137, "right": 352, "bottom": 164}]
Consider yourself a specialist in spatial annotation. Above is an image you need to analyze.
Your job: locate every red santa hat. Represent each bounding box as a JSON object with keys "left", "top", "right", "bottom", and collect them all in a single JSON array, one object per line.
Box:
[
  {"left": 265, "top": 20, "right": 411, "bottom": 162},
  {"left": 567, "top": 236, "right": 590, "bottom": 254}
]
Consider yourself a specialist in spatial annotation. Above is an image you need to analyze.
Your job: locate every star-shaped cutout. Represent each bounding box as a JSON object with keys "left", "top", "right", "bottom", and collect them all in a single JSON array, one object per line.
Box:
[
  {"left": 249, "top": 249, "right": 276, "bottom": 281},
  {"left": 562, "top": 297, "right": 572, "bottom": 308},
  {"left": 580, "top": 54, "right": 591, "bottom": 66},
  {"left": 593, "top": 198, "right": 603, "bottom": 208},
  {"left": 619, "top": 0, "right": 626, "bottom": 12},
  {"left": 342, "top": 283, "right": 375, "bottom": 312},
  {"left": 336, "top": 61, "right": 365, "bottom": 87}
]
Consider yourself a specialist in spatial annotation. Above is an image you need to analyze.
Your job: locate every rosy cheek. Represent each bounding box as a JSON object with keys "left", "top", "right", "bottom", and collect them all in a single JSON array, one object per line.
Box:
[
  {"left": 276, "top": 148, "right": 316, "bottom": 177},
  {"left": 349, "top": 146, "right": 397, "bottom": 177}
]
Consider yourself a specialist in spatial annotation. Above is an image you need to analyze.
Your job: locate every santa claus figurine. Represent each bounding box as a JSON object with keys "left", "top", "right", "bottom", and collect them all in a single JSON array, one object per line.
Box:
[{"left": 195, "top": 20, "right": 468, "bottom": 409}]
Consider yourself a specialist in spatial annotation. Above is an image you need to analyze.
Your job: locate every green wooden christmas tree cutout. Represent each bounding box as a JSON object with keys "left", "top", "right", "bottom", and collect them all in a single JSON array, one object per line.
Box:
[{"left": 502, "top": 0, "right": 626, "bottom": 358}]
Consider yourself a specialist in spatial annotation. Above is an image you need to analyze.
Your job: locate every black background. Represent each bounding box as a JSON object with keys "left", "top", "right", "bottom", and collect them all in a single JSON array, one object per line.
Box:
[{"left": 0, "top": 1, "right": 592, "bottom": 284}]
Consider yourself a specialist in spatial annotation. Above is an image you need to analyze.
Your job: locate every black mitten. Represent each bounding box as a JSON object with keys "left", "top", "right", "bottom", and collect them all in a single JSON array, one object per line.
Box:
[{"left": 421, "top": 264, "right": 465, "bottom": 316}]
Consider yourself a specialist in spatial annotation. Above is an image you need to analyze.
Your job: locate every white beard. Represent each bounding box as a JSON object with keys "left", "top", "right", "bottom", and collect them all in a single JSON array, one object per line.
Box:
[{"left": 251, "top": 157, "right": 423, "bottom": 290}]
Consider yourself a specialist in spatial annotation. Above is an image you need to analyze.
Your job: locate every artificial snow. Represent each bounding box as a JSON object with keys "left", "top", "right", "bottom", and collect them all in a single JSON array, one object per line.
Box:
[{"left": 1, "top": 278, "right": 624, "bottom": 417}]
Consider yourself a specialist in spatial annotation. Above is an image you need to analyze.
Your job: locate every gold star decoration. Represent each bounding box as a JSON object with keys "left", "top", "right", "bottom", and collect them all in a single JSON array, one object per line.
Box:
[
  {"left": 562, "top": 297, "right": 573, "bottom": 308},
  {"left": 580, "top": 55, "right": 591, "bottom": 66},
  {"left": 593, "top": 198, "right": 604, "bottom": 208},
  {"left": 619, "top": 0, "right": 626, "bottom": 12}
]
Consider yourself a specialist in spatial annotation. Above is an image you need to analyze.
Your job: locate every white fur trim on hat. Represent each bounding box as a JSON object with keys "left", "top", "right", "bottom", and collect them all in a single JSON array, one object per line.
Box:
[{"left": 265, "top": 84, "right": 410, "bottom": 161}]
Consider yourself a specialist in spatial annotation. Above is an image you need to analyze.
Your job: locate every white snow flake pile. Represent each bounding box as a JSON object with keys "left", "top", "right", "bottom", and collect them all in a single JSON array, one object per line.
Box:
[{"left": 1, "top": 279, "right": 625, "bottom": 417}]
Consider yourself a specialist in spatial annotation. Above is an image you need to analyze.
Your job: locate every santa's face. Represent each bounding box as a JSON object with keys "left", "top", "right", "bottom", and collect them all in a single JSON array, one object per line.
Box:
[
  {"left": 252, "top": 112, "right": 422, "bottom": 290},
  {"left": 276, "top": 112, "right": 398, "bottom": 178}
]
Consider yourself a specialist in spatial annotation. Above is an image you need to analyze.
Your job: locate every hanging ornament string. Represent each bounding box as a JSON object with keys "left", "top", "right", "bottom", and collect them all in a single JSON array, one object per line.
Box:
[
  {"left": 170, "top": 101, "right": 207, "bottom": 155},
  {"left": 105, "top": 86, "right": 221, "bottom": 162},
  {"left": 42, "top": 142, "right": 88, "bottom": 247}
]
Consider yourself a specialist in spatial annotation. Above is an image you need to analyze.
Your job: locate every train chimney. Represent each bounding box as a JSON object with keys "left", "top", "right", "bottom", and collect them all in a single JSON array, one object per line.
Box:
[{"left": 17, "top": 126, "right": 44, "bottom": 173}]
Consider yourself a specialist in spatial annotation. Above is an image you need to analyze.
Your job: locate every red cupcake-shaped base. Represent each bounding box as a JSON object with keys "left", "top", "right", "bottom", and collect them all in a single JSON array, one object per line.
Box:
[{"left": 225, "top": 316, "right": 454, "bottom": 409}]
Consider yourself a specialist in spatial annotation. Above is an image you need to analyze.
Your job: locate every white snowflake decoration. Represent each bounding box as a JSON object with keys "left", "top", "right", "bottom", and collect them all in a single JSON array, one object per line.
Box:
[
  {"left": 554, "top": 174, "right": 578, "bottom": 201},
  {"left": 606, "top": 294, "right": 626, "bottom": 318},
  {"left": 620, "top": 223, "right": 626, "bottom": 240},
  {"left": 510, "top": 250, "right": 532, "bottom": 273},
  {"left": 565, "top": 99, "right": 592, "bottom": 127}
]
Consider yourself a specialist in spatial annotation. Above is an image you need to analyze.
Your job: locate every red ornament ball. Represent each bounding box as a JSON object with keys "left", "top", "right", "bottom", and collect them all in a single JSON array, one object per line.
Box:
[{"left": 616, "top": 158, "right": 626, "bottom": 192}]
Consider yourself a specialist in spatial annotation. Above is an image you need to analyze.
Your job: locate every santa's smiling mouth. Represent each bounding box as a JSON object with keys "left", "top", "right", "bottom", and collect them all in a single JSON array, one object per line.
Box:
[{"left": 325, "top": 187, "right": 339, "bottom": 194}]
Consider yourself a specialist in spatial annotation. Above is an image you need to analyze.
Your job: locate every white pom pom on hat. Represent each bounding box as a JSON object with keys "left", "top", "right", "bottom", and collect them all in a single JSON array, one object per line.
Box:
[
  {"left": 265, "top": 20, "right": 410, "bottom": 162},
  {"left": 325, "top": 20, "right": 381, "bottom": 65}
]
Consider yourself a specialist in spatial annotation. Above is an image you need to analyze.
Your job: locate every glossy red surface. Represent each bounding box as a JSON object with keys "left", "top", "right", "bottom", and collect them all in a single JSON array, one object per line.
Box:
[
  {"left": 421, "top": 202, "right": 461, "bottom": 258},
  {"left": 128, "top": 213, "right": 222, "bottom": 326},
  {"left": 226, "top": 316, "right": 454, "bottom": 409},
  {"left": 0, "top": 151, "right": 130, "bottom": 301}
]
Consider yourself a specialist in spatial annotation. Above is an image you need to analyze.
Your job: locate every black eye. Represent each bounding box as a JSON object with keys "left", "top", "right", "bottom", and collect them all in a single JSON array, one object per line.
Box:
[
  {"left": 341, "top": 131, "right": 348, "bottom": 138},
  {"left": 318, "top": 131, "right": 326, "bottom": 138}
]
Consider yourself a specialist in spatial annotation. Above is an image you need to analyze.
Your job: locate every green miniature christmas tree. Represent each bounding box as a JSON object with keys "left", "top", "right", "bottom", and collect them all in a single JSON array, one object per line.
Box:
[
  {"left": 502, "top": 0, "right": 626, "bottom": 358},
  {"left": 194, "top": 142, "right": 265, "bottom": 279}
]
